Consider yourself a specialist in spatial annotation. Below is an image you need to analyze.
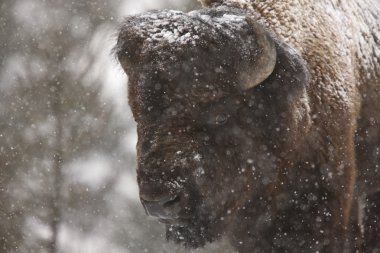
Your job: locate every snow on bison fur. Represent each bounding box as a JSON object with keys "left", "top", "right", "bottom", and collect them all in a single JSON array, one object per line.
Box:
[{"left": 115, "top": 0, "right": 380, "bottom": 252}]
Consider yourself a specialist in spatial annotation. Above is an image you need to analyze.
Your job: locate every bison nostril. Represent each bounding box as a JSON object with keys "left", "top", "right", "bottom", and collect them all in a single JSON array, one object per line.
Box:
[
  {"left": 163, "top": 195, "right": 181, "bottom": 208},
  {"left": 140, "top": 195, "right": 182, "bottom": 219}
]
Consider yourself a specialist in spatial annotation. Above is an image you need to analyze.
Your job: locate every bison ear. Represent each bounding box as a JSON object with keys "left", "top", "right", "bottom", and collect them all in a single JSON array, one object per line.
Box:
[
  {"left": 114, "top": 17, "right": 147, "bottom": 74},
  {"left": 239, "top": 18, "right": 277, "bottom": 90}
]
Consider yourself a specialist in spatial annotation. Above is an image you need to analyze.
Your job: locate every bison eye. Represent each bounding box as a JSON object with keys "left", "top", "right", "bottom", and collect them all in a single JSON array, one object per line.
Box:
[{"left": 215, "top": 113, "right": 228, "bottom": 125}]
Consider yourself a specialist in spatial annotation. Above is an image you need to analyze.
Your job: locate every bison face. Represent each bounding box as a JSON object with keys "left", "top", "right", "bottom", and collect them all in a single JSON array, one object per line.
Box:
[{"left": 116, "top": 6, "right": 311, "bottom": 248}]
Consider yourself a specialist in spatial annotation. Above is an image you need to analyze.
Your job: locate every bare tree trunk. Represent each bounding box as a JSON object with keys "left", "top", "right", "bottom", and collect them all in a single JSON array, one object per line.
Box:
[{"left": 48, "top": 78, "right": 64, "bottom": 253}]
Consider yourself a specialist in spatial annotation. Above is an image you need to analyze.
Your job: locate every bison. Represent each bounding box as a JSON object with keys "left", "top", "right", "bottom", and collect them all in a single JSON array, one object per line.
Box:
[{"left": 115, "top": 0, "right": 380, "bottom": 252}]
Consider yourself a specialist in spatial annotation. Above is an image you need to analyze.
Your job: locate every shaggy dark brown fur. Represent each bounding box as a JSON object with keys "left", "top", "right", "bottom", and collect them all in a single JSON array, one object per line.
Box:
[{"left": 115, "top": 1, "right": 380, "bottom": 252}]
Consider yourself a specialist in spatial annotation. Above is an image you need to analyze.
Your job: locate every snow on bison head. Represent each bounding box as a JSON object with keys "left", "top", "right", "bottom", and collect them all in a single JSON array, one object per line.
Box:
[{"left": 115, "top": 6, "right": 310, "bottom": 248}]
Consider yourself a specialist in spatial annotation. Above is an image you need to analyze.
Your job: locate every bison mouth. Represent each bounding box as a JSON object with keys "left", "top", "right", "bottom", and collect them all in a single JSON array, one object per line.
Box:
[
  {"left": 138, "top": 171, "right": 225, "bottom": 247},
  {"left": 165, "top": 214, "right": 221, "bottom": 248},
  {"left": 140, "top": 190, "right": 223, "bottom": 248},
  {"left": 164, "top": 196, "right": 224, "bottom": 248}
]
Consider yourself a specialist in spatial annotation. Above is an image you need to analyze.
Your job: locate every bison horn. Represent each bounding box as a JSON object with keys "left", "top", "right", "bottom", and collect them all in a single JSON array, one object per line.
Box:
[{"left": 239, "top": 18, "right": 277, "bottom": 90}]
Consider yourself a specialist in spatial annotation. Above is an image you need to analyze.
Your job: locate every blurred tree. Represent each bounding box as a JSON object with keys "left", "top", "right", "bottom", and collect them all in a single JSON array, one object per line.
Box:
[
  {"left": 0, "top": 0, "right": 125, "bottom": 252},
  {"left": 0, "top": 0, "right": 26, "bottom": 251}
]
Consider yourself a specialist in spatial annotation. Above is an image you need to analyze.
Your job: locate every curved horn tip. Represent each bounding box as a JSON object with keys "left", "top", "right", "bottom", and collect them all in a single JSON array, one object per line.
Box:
[{"left": 240, "top": 20, "right": 277, "bottom": 90}]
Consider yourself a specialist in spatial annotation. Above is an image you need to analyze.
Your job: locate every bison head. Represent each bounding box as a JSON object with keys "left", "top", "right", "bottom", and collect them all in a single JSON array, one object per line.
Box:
[{"left": 115, "top": 6, "right": 311, "bottom": 248}]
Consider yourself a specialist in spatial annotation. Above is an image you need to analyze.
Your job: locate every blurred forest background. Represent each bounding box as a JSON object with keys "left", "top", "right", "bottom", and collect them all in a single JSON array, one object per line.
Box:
[{"left": 0, "top": 0, "right": 235, "bottom": 252}]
